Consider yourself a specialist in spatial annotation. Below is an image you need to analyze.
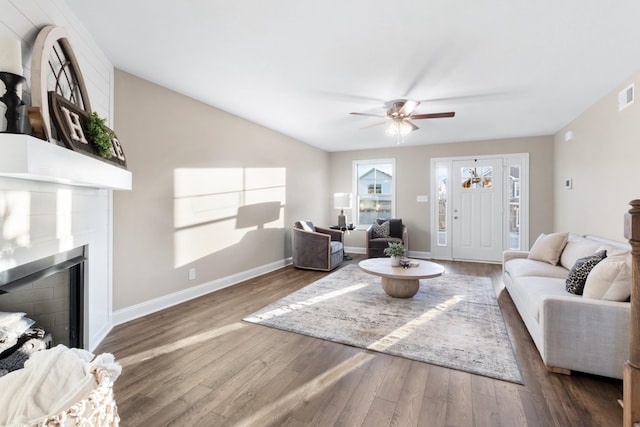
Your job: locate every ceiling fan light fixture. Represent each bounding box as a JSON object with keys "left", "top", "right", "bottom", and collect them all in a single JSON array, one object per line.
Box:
[{"left": 385, "top": 119, "right": 412, "bottom": 137}]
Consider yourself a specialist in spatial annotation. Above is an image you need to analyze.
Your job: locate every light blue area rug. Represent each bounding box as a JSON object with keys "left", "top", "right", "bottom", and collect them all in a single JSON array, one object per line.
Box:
[{"left": 244, "top": 264, "right": 523, "bottom": 384}]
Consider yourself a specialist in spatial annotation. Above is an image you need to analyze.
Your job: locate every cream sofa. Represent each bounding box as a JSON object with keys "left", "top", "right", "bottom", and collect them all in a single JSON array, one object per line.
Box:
[{"left": 503, "top": 233, "right": 631, "bottom": 379}]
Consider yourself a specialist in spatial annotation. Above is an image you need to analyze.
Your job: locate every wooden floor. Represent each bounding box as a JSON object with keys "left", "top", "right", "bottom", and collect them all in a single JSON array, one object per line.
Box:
[{"left": 97, "top": 256, "right": 624, "bottom": 426}]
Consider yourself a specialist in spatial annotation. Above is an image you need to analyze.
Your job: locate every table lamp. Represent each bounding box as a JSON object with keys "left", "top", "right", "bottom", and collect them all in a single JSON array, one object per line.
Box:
[{"left": 333, "top": 193, "right": 352, "bottom": 228}]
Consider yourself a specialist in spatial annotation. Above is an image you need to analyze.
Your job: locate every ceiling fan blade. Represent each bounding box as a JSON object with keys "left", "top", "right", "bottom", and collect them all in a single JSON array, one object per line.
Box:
[
  {"left": 409, "top": 112, "right": 455, "bottom": 120},
  {"left": 350, "top": 112, "right": 387, "bottom": 118},
  {"left": 398, "top": 100, "right": 420, "bottom": 116},
  {"left": 405, "top": 120, "right": 419, "bottom": 131},
  {"left": 361, "top": 121, "right": 387, "bottom": 129}
]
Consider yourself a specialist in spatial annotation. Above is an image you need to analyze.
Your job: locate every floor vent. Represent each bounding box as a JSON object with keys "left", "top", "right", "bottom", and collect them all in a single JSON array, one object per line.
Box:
[{"left": 619, "top": 83, "right": 634, "bottom": 111}]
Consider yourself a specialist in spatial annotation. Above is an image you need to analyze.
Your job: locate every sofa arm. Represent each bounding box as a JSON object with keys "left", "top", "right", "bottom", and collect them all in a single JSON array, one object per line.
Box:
[
  {"left": 292, "top": 228, "right": 331, "bottom": 270},
  {"left": 540, "top": 296, "right": 630, "bottom": 378},
  {"left": 503, "top": 250, "right": 529, "bottom": 264}
]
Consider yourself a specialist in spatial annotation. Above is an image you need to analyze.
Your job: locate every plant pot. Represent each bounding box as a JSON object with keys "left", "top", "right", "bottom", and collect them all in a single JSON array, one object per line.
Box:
[{"left": 390, "top": 256, "right": 401, "bottom": 267}]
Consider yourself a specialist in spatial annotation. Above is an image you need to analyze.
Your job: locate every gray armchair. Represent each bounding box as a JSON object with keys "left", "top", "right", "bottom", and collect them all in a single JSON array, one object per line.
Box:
[
  {"left": 366, "top": 218, "right": 408, "bottom": 258},
  {"left": 292, "top": 221, "right": 344, "bottom": 271}
]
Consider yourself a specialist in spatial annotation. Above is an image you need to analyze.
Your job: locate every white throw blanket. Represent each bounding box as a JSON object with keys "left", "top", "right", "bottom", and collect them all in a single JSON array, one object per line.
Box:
[{"left": 0, "top": 344, "right": 121, "bottom": 427}]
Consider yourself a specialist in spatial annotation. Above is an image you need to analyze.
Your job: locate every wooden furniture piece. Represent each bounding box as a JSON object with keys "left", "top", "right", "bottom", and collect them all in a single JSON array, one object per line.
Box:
[
  {"left": 358, "top": 258, "right": 444, "bottom": 298},
  {"left": 624, "top": 199, "right": 640, "bottom": 427}
]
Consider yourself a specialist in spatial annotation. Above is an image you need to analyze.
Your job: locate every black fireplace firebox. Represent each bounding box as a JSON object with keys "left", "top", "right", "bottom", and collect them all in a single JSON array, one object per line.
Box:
[{"left": 0, "top": 246, "right": 86, "bottom": 349}]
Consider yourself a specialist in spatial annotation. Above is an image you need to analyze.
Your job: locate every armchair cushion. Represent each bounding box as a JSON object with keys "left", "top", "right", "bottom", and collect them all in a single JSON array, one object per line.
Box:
[{"left": 298, "top": 220, "right": 315, "bottom": 232}]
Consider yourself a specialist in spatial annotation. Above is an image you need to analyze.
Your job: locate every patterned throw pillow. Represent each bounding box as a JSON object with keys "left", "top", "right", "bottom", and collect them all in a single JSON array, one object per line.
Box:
[
  {"left": 565, "top": 250, "right": 607, "bottom": 295},
  {"left": 372, "top": 221, "right": 390, "bottom": 238}
]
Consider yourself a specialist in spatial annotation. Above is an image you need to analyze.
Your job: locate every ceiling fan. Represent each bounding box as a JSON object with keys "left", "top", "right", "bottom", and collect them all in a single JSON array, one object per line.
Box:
[{"left": 350, "top": 99, "right": 455, "bottom": 137}]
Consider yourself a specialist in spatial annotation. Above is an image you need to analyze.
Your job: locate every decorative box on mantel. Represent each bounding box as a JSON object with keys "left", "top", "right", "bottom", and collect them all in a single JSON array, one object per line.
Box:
[{"left": 0, "top": 134, "right": 132, "bottom": 190}]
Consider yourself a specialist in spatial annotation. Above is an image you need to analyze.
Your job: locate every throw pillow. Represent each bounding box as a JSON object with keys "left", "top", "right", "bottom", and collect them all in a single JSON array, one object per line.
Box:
[
  {"left": 565, "top": 250, "right": 607, "bottom": 295},
  {"left": 299, "top": 220, "right": 314, "bottom": 232},
  {"left": 528, "top": 232, "right": 569, "bottom": 265},
  {"left": 372, "top": 221, "right": 390, "bottom": 238},
  {"left": 583, "top": 253, "right": 632, "bottom": 301},
  {"left": 559, "top": 234, "right": 601, "bottom": 270}
]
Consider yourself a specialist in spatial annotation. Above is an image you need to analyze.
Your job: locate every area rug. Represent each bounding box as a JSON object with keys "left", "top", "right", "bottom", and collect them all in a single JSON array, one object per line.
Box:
[{"left": 243, "top": 264, "right": 523, "bottom": 384}]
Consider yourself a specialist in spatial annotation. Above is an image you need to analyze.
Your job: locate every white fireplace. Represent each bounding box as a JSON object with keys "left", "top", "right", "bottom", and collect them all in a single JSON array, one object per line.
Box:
[{"left": 0, "top": 134, "right": 131, "bottom": 350}]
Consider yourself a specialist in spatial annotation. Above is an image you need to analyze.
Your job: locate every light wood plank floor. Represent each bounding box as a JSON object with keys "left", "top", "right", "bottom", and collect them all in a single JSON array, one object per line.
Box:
[{"left": 97, "top": 256, "right": 624, "bottom": 426}]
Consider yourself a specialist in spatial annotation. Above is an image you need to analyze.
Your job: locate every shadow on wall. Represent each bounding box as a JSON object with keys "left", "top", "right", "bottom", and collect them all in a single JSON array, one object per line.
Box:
[{"left": 173, "top": 167, "right": 286, "bottom": 268}]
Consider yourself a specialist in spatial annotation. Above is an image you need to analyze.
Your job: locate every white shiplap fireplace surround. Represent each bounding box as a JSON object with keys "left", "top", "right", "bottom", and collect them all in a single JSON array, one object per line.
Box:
[
  {"left": 0, "top": 0, "right": 125, "bottom": 351},
  {"left": 0, "top": 134, "right": 132, "bottom": 351}
]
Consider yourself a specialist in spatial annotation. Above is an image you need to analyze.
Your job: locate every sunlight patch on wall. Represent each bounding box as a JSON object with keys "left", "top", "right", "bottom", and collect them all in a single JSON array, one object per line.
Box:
[
  {"left": 174, "top": 167, "right": 286, "bottom": 268},
  {"left": 0, "top": 191, "right": 31, "bottom": 269}
]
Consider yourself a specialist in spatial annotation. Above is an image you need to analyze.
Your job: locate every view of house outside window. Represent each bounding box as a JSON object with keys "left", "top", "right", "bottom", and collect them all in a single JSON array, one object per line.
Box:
[{"left": 353, "top": 159, "right": 395, "bottom": 226}]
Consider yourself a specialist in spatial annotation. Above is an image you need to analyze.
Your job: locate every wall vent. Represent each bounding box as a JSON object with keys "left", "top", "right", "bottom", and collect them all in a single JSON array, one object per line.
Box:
[{"left": 618, "top": 83, "right": 634, "bottom": 111}]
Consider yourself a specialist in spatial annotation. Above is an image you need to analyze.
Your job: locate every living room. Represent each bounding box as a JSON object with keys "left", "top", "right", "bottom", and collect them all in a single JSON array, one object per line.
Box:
[{"left": 1, "top": 0, "right": 640, "bottom": 426}]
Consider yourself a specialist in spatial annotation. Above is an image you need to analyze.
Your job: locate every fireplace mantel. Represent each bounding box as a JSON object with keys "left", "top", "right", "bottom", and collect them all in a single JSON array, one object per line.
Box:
[{"left": 0, "top": 134, "right": 132, "bottom": 190}]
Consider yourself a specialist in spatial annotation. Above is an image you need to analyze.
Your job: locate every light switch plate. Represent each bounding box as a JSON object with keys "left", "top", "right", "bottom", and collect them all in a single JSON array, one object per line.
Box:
[{"left": 416, "top": 195, "right": 429, "bottom": 203}]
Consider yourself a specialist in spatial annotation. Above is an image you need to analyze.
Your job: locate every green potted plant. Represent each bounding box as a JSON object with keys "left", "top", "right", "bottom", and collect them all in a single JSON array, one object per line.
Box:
[{"left": 383, "top": 242, "right": 405, "bottom": 266}]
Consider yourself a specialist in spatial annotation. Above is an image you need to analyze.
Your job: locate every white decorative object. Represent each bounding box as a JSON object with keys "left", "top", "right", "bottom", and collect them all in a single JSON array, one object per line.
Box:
[
  {"left": 333, "top": 192, "right": 352, "bottom": 228},
  {"left": 0, "top": 37, "right": 22, "bottom": 75},
  {"left": 390, "top": 256, "right": 401, "bottom": 267}
]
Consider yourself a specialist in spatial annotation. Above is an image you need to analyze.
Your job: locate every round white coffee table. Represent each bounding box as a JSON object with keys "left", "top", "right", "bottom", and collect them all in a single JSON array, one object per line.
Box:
[{"left": 358, "top": 258, "right": 445, "bottom": 298}]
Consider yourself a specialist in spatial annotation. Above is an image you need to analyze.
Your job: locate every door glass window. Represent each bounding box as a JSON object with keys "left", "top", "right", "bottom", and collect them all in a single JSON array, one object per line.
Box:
[
  {"left": 508, "top": 165, "right": 521, "bottom": 250},
  {"left": 461, "top": 166, "right": 493, "bottom": 189},
  {"left": 436, "top": 165, "right": 448, "bottom": 246}
]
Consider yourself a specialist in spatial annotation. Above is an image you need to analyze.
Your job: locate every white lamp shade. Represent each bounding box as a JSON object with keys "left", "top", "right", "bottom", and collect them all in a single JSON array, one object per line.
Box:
[{"left": 333, "top": 193, "right": 352, "bottom": 209}]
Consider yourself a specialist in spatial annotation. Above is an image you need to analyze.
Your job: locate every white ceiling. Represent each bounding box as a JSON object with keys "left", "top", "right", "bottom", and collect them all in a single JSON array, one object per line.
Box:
[{"left": 65, "top": 0, "right": 640, "bottom": 152}]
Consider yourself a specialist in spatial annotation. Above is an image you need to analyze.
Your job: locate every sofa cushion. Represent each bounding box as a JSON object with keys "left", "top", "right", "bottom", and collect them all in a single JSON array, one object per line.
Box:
[
  {"left": 565, "top": 250, "right": 607, "bottom": 295},
  {"left": 560, "top": 234, "right": 602, "bottom": 270},
  {"left": 330, "top": 241, "right": 343, "bottom": 254},
  {"left": 528, "top": 232, "right": 569, "bottom": 265},
  {"left": 368, "top": 237, "right": 403, "bottom": 250},
  {"left": 509, "top": 277, "right": 577, "bottom": 322},
  {"left": 371, "top": 221, "right": 390, "bottom": 238},
  {"left": 583, "top": 254, "right": 632, "bottom": 301},
  {"left": 504, "top": 258, "right": 569, "bottom": 280}
]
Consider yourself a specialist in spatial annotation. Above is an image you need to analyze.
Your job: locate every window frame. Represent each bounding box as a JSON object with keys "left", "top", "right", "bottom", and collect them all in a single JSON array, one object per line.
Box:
[{"left": 352, "top": 158, "right": 396, "bottom": 228}]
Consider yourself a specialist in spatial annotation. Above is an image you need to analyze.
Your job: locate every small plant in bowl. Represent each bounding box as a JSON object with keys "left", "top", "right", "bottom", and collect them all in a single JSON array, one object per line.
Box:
[{"left": 384, "top": 242, "right": 405, "bottom": 266}]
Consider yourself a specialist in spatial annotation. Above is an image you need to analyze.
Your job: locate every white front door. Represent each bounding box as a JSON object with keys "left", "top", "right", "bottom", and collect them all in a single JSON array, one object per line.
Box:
[{"left": 451, "top": 158, "right": 504, "bottom": 262}]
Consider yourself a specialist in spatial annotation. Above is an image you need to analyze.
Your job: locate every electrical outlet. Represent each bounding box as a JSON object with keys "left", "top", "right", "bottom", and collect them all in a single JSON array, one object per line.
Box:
[{"left": 188, "top": 268, "right": 196, "bottom": 280}]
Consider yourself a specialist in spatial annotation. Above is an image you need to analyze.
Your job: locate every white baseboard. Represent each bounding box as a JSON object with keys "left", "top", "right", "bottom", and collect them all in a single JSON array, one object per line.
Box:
[
  {"left": 408, "top": 250, "right": 432, "bottom": 259},
  {"left": 88, "top": 321, "right": 113, "bottom": 352},
  {"left": 345, "top": 246, "right": 366, "bottom": 254},
  {"left": 112, "top": 258, "right": 292, "bottom": 326}
]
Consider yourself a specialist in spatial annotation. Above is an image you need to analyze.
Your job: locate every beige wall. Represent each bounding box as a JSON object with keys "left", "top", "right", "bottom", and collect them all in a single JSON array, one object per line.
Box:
[
  {"left": 112, "top": 70, "right": 329, "bottom": 311},
  {"left": 329, "top": 136, "right": 555, "bottom": 253},
  {"left": 111, "top": 62, "right": 639, "bottom": 312},
  {"left": 554, "top": 70, "right": 640, "bottom": 240}
]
